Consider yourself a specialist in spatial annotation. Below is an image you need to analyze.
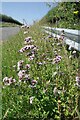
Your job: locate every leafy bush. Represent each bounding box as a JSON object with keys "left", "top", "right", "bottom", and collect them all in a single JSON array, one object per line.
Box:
[{"left": 40, "top": 2, "right": 80, "bottom": 29}]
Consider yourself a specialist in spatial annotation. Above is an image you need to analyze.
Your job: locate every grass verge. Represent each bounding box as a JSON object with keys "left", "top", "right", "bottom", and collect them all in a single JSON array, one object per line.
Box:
[{"left": 2, "top": 23, "right": 80, "bottom": 120}]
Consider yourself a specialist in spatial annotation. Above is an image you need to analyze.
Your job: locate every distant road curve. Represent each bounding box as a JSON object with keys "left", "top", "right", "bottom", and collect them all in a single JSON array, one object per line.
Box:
[{"left": 0, "top": 27, "right": 20, "bottom": 41}]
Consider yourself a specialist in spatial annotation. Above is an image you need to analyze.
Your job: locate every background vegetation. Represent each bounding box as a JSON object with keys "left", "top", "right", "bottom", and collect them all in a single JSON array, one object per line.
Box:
[
  {"left": 0, "top": 14, "right": 22, "bottom": 26},
  {"left": 40, "top": 2, "right": 80, "bottom": 29}
]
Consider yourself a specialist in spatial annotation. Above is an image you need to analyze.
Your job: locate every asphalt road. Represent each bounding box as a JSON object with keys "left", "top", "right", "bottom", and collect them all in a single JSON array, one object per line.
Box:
[{"left": 0, "top": 27, "right": 20, "bottom": 41}]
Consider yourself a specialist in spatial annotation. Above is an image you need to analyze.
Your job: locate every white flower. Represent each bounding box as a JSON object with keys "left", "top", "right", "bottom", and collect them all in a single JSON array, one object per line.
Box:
[
  {"left": 68, "top": 46, "right": 72, "bottom": 50},
  {"left": 72, "top": 50, "right": 76, "bottom": 54},
  {"left": 24, "top": 31, "right": 29, "bottom": 34},
  {"left": 69, "top": 55, "right": 72, "bottom": 59},
  {"left": 37, "top": 62, "right": 43, "bottom": 65},
  {"left": 30, "top": 96, "right": 34, "bottom": 104},
  {"left": 12, "top": 79, "right": 16, "bottom": 83},
  {"left": 53, "top": 87, "right": 58, "bottom": 96},
  {"left": 3, "top": 77, "right": 8, "bottom": 82}
]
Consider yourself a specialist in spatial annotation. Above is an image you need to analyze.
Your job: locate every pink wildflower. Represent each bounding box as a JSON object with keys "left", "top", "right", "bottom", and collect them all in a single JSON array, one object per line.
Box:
[
  {"left": 3, "top": 77, "right": 16, "bottom": 86},
  {"left": 17, "top": 60, "right": 24, "bottom": 71},
  {"left": 18, "top": 70, "right": 25, "bottom": 80},
  {"left": 53, "top": 55, "right": 62, "bottom": 64},
  {"left": 25, "top": 64, "right": 30, "bottom": 69}
]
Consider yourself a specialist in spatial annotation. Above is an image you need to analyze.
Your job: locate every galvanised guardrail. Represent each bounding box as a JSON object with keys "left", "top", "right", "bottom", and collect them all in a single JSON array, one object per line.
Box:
[{"left": 42, "top": 26, "right": 80, "bottom": 51}]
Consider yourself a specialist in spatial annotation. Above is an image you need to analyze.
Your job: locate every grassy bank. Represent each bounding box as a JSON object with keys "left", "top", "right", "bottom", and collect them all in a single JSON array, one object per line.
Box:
[
  {"left": 0, "top": 22, "right": 20, "bottom": 27},
  {"left": 2, "top": 23, "right": 80, "bottom": 120}
]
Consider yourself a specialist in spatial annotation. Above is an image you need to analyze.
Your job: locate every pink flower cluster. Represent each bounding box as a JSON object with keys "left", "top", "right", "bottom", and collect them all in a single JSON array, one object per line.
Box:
[
  {"left": 19, "top": 45, "right": 35, "bottom": 53},
  {"left": 17, "top": 60, "right": 24, "bottom": 71},
  {"left": 53, "top": 55, "right": 62, "bottom": 64},
  {"left": 25, "top": 64, "right": 31, "bottom": 70},
  {"left": 24, "top": 37, "right": 34, "bottom": 44},
  {"left": 17, "top": 60, "right": 31, "bottom": 83},
  {"left": 3, "top": 33, "right": 39, "bottom": 87},
  {"left": 19, "top": 36, "right": 38, "bottom": 62},
  {"left": 3, "top": 77, "right": 16, "bottom": 86},
  {"left": 18, "top": 70, "right": 30, "bottom": 82},
  {"left": 29, "top": 54, "right": 35, "bottom": 61},
  {"left": 17, "top": 60, "right": 30, "bottom": 70}
]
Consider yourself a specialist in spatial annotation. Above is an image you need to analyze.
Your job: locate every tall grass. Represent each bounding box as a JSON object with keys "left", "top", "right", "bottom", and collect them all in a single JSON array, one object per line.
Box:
[
  {"left": 0, "top": 40, "right": 2, "bottom": 120},
  {"left": 2, "top": 24, "right": 80, "bottom": 120}
]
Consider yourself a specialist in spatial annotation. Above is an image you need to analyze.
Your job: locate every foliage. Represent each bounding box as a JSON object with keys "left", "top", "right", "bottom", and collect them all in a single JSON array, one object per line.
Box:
[{"left": 40, "top": 2, "right": 80, "bottom": 29}]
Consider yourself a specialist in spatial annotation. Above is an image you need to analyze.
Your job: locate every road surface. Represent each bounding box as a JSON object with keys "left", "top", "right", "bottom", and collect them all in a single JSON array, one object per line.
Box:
[{"left": 0, "top": 27, "right": 20, "bottom": 41}]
